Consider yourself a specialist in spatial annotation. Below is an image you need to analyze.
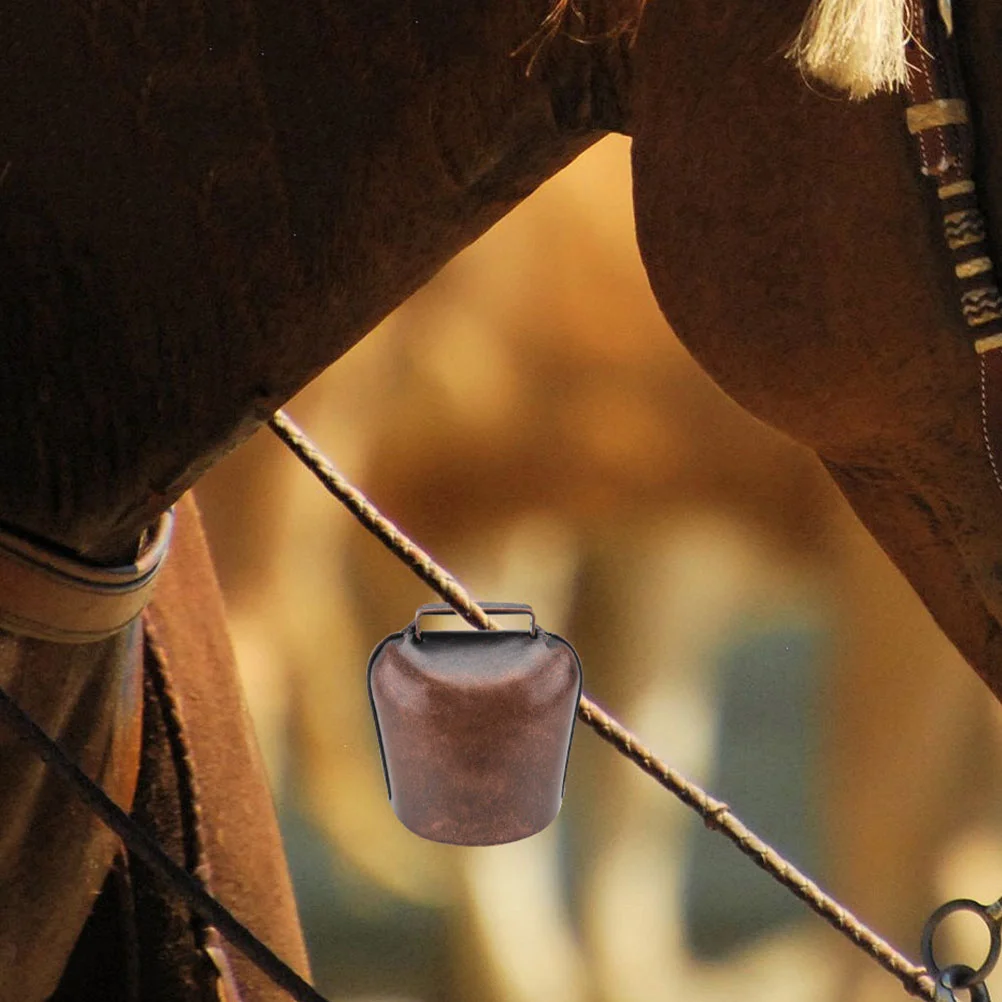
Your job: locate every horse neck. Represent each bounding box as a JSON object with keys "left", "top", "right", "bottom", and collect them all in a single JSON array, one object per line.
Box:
[
  {"left": 267, "top": 0, "right": 639, "bottom": 381},
  {"left": 0, "top": 0, "right": 637, "bottom": 563}
]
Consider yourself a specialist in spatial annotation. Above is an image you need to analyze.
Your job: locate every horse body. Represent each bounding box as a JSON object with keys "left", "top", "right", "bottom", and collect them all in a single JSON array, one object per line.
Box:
[
  {"left": 629, "top": 0, "right": 1002, "bottom": 697},
  {"left": 0, "top": 0, "right": 626, "bottom": 559},
  {"left": 0, "top": 1, "right": 626, "bottom": 993},
  {"left": 4, "top": 0, "right": 1002, "bottom": 994},
  {"left": 6, "top": 0, "right": 1002, "bottom": 699}
]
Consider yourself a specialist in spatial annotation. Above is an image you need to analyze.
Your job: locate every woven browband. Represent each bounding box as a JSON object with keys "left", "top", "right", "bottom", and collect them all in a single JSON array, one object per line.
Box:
[{"left": 0, "top": 509, "right": 174, "bottom": 643}]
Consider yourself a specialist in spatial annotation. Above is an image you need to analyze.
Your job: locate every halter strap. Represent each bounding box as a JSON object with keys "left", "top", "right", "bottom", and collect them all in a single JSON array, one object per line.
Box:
[
  {"left": 902, "top": 0, "right": 1002, "bottom": 501},
  {"left": 904, "top": 0, "right": 1002, "bottom": 347},
  {"left": 0, "top": 510, "right": 174, "bottom": 643}
]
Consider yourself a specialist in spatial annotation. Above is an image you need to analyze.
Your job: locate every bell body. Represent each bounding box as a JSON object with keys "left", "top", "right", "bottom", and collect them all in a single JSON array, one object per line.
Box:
[{"left": 368, "top": 610, "right": 582, "bottom": 846}]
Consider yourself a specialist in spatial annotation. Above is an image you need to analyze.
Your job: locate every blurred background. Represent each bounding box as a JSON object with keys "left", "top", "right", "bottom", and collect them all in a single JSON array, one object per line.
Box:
[{"left": 195, "top": 134, "right": 1002, "bottom": 1002}]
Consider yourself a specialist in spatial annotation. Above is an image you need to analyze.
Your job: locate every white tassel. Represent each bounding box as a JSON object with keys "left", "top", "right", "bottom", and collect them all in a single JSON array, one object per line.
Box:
[{"left": 789, "top": 0, "right": 910, "bottom": 100}]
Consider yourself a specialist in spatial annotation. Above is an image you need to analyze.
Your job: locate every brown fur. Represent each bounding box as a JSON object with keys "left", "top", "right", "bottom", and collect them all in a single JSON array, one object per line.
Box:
[
  {"left": 7, "top": 0, "right": 1002, "bottom": 991},
  {"left": 528, "top": 0, "right": 647, "bottom": 55}
]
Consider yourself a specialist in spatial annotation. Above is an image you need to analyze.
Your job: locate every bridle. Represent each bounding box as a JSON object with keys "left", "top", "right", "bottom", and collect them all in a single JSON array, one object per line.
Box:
[
  {"left": 903, "top": 0, "right": 1002, "bottom": 505},
  {"left": 0, "top": 1, "right": 1000, "bottom": 1000}
]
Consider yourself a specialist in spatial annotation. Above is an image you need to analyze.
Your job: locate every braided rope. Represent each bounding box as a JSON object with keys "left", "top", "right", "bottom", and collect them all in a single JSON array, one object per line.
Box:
[{"left": 268, "top": 408, "right": 937, "bottom": 1000}]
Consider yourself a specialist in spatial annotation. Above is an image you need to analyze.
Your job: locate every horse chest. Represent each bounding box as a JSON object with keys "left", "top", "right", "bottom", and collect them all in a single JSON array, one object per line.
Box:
[{"left": 629, "top": 96, "right": 976, "bottom": 458}]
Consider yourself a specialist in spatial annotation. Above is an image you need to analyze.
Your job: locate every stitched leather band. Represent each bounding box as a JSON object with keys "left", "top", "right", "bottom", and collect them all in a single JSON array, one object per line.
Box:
[
  {"left": 905, "top": 98, "right": 968, "bottom": 134},
  {"left": 905, "top": 0, "right": 1002, "bottom": 345},
  {"left": 0, "top": 510, "right": 174, "bottom": 643},
  {"left": 904, "top": 0, "right": 1002, "bottom": 503}
]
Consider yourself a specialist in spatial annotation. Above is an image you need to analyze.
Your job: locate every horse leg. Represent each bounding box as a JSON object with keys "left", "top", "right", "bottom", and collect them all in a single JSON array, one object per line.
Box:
[
  {"left": 820, "top": 462, "right": 1002, "bottom": 687},
  {"left": 0, "top": 627, "right": 143, "bottom": 1002},
  {"left": 139, "top": 494, "right": 311, "bottom": 998},
  {"left": 814, "top": 477, "right": 995, "bottom": 1001}
]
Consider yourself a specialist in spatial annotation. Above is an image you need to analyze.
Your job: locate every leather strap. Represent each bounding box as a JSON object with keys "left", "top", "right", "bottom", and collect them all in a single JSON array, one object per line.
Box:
[
  {"left": 0, "top": 510, "right": 174, "bottom": 643},
  {"left": 414, "top": 601, "right": 537, "bottom": 639},
  {"left": 0, "top": 683, "right": 326, "bottom": 1002},
  {"left": 904, "top": 0, "right": 1002, "bottom": 346},
  {"left": 904, "top": 0, "right": 1002, "bottom": 501}
]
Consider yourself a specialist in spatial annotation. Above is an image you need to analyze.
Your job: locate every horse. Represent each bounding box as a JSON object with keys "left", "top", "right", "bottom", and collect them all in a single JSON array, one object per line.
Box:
[{"left": 2, "top": 0, "right": 1001, "bottom": 996}]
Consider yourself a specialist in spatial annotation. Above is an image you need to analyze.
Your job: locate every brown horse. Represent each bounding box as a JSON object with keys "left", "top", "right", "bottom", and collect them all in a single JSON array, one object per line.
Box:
[{"left": 2, "top": 0, "right": 1001, "bottom": 996}]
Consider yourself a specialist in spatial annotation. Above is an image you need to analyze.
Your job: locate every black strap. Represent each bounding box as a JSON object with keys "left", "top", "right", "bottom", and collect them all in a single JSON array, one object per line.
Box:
[{"left": 0, "top": 683, "right": 329, "bottom": 1002}]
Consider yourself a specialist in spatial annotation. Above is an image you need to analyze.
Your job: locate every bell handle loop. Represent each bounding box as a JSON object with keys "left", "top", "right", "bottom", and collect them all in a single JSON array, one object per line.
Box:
[
  {"left": 413, "top": 602, "right": 537, "bottom": 640},
  {"left": 922, "top": 898, "right": 1002, "bottom": 988}
]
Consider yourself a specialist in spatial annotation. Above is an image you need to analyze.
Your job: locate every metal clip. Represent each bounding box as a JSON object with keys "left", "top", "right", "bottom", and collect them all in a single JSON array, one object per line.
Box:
[
  {"left": 936, "top": 964, "right": 991, "bottom": 1002},
  {"left": 922, "top": 898, "right": 1001, "bottom": 992}
]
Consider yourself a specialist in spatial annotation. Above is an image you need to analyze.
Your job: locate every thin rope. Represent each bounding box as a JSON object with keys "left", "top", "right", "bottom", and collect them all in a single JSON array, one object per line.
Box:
[{"left": 269, "top": 407, "right": 937, "bottom": 1001}]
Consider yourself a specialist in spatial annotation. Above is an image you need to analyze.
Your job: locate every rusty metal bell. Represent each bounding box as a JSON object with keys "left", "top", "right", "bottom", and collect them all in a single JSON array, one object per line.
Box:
[{"left": 367, "top": 603, "right": 583, "bottom": 845}]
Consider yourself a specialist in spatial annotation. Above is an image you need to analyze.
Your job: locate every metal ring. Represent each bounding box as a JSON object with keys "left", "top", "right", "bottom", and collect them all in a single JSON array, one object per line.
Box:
[
  {"left": 937, "top": 964, "right": 992, "bottom": 1001},
  {"left": 922, "top": 899, "right": 1001, "bottom": 987}
]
